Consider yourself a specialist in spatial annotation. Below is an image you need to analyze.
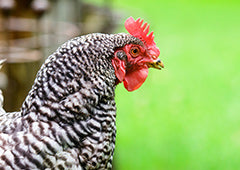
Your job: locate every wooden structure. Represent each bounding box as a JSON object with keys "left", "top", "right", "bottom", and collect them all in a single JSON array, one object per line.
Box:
[{"left": 0, "top": 0, "right": 115, "bottom": 111}]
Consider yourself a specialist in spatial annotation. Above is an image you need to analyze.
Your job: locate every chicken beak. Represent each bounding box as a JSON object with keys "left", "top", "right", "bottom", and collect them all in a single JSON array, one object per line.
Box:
[{"left": 147, "top": 58, "right": 164, "bottom": 70}]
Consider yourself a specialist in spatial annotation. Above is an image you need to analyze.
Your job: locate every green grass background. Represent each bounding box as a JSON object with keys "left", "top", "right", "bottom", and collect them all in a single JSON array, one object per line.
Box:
[{"left": 112, "top": 0, "right": 240, "bottom": 169}]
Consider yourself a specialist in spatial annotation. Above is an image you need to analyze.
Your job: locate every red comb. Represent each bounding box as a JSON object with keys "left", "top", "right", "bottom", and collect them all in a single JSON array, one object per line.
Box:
[{"left": 124, "top": 17, "right": 160, "bottom": 57}]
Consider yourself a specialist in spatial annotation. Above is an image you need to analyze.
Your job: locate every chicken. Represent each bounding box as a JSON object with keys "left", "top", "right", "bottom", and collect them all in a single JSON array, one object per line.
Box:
[
  {"left": 0, "top": 17, "right": 163, "bottom": 169},
  {"left": 0, "top": 61, "right": 5, "bottom": 115}
]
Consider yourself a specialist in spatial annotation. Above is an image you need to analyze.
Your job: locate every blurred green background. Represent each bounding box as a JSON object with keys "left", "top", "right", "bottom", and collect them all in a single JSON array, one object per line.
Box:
[{"left": 112, "top": 0, "right": 240, "bottom": 169}]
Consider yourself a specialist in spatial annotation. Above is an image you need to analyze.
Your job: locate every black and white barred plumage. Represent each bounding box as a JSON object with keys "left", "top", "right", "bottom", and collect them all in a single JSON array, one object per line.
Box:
[{"left": 0, "top": 33, "right": 143, "bottom": 169}]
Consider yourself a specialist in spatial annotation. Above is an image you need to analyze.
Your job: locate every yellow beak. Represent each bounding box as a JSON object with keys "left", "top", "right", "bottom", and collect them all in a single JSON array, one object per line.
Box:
[{"left": 147, "top": 58, "right": 164, "bottom": 70}]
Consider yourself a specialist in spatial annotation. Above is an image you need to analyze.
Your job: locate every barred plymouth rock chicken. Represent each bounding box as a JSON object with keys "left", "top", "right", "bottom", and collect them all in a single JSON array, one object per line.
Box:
[{"left": 0, "top": 17, "right": 163, "bottom": 169}]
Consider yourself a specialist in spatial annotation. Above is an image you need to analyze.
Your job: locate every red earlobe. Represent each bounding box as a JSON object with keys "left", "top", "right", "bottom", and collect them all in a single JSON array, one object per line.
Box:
[{"left": 112, "top": 56, "right": 126, "bottom": 82}]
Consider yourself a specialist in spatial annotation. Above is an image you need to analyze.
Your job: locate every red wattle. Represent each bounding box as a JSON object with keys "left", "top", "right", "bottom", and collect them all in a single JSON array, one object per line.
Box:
[{"left": 123, "top": 66, "right": 149, "bottom": 91}]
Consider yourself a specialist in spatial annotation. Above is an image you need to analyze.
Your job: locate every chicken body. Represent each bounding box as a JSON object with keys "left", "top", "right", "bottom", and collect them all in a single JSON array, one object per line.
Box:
[{"left": 0, "top": 33, "right": 143, "bottom": 169}]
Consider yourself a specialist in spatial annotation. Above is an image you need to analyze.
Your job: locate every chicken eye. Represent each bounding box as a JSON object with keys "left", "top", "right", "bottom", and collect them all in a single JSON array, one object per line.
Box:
[{"left": 130, "top": 47, "right": 140, "bottom": 57}]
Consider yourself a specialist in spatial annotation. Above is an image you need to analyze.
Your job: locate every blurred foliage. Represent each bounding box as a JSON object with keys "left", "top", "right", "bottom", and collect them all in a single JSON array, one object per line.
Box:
[{"left": 112, "top": 0, "right": 240, "bottom": 169}]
